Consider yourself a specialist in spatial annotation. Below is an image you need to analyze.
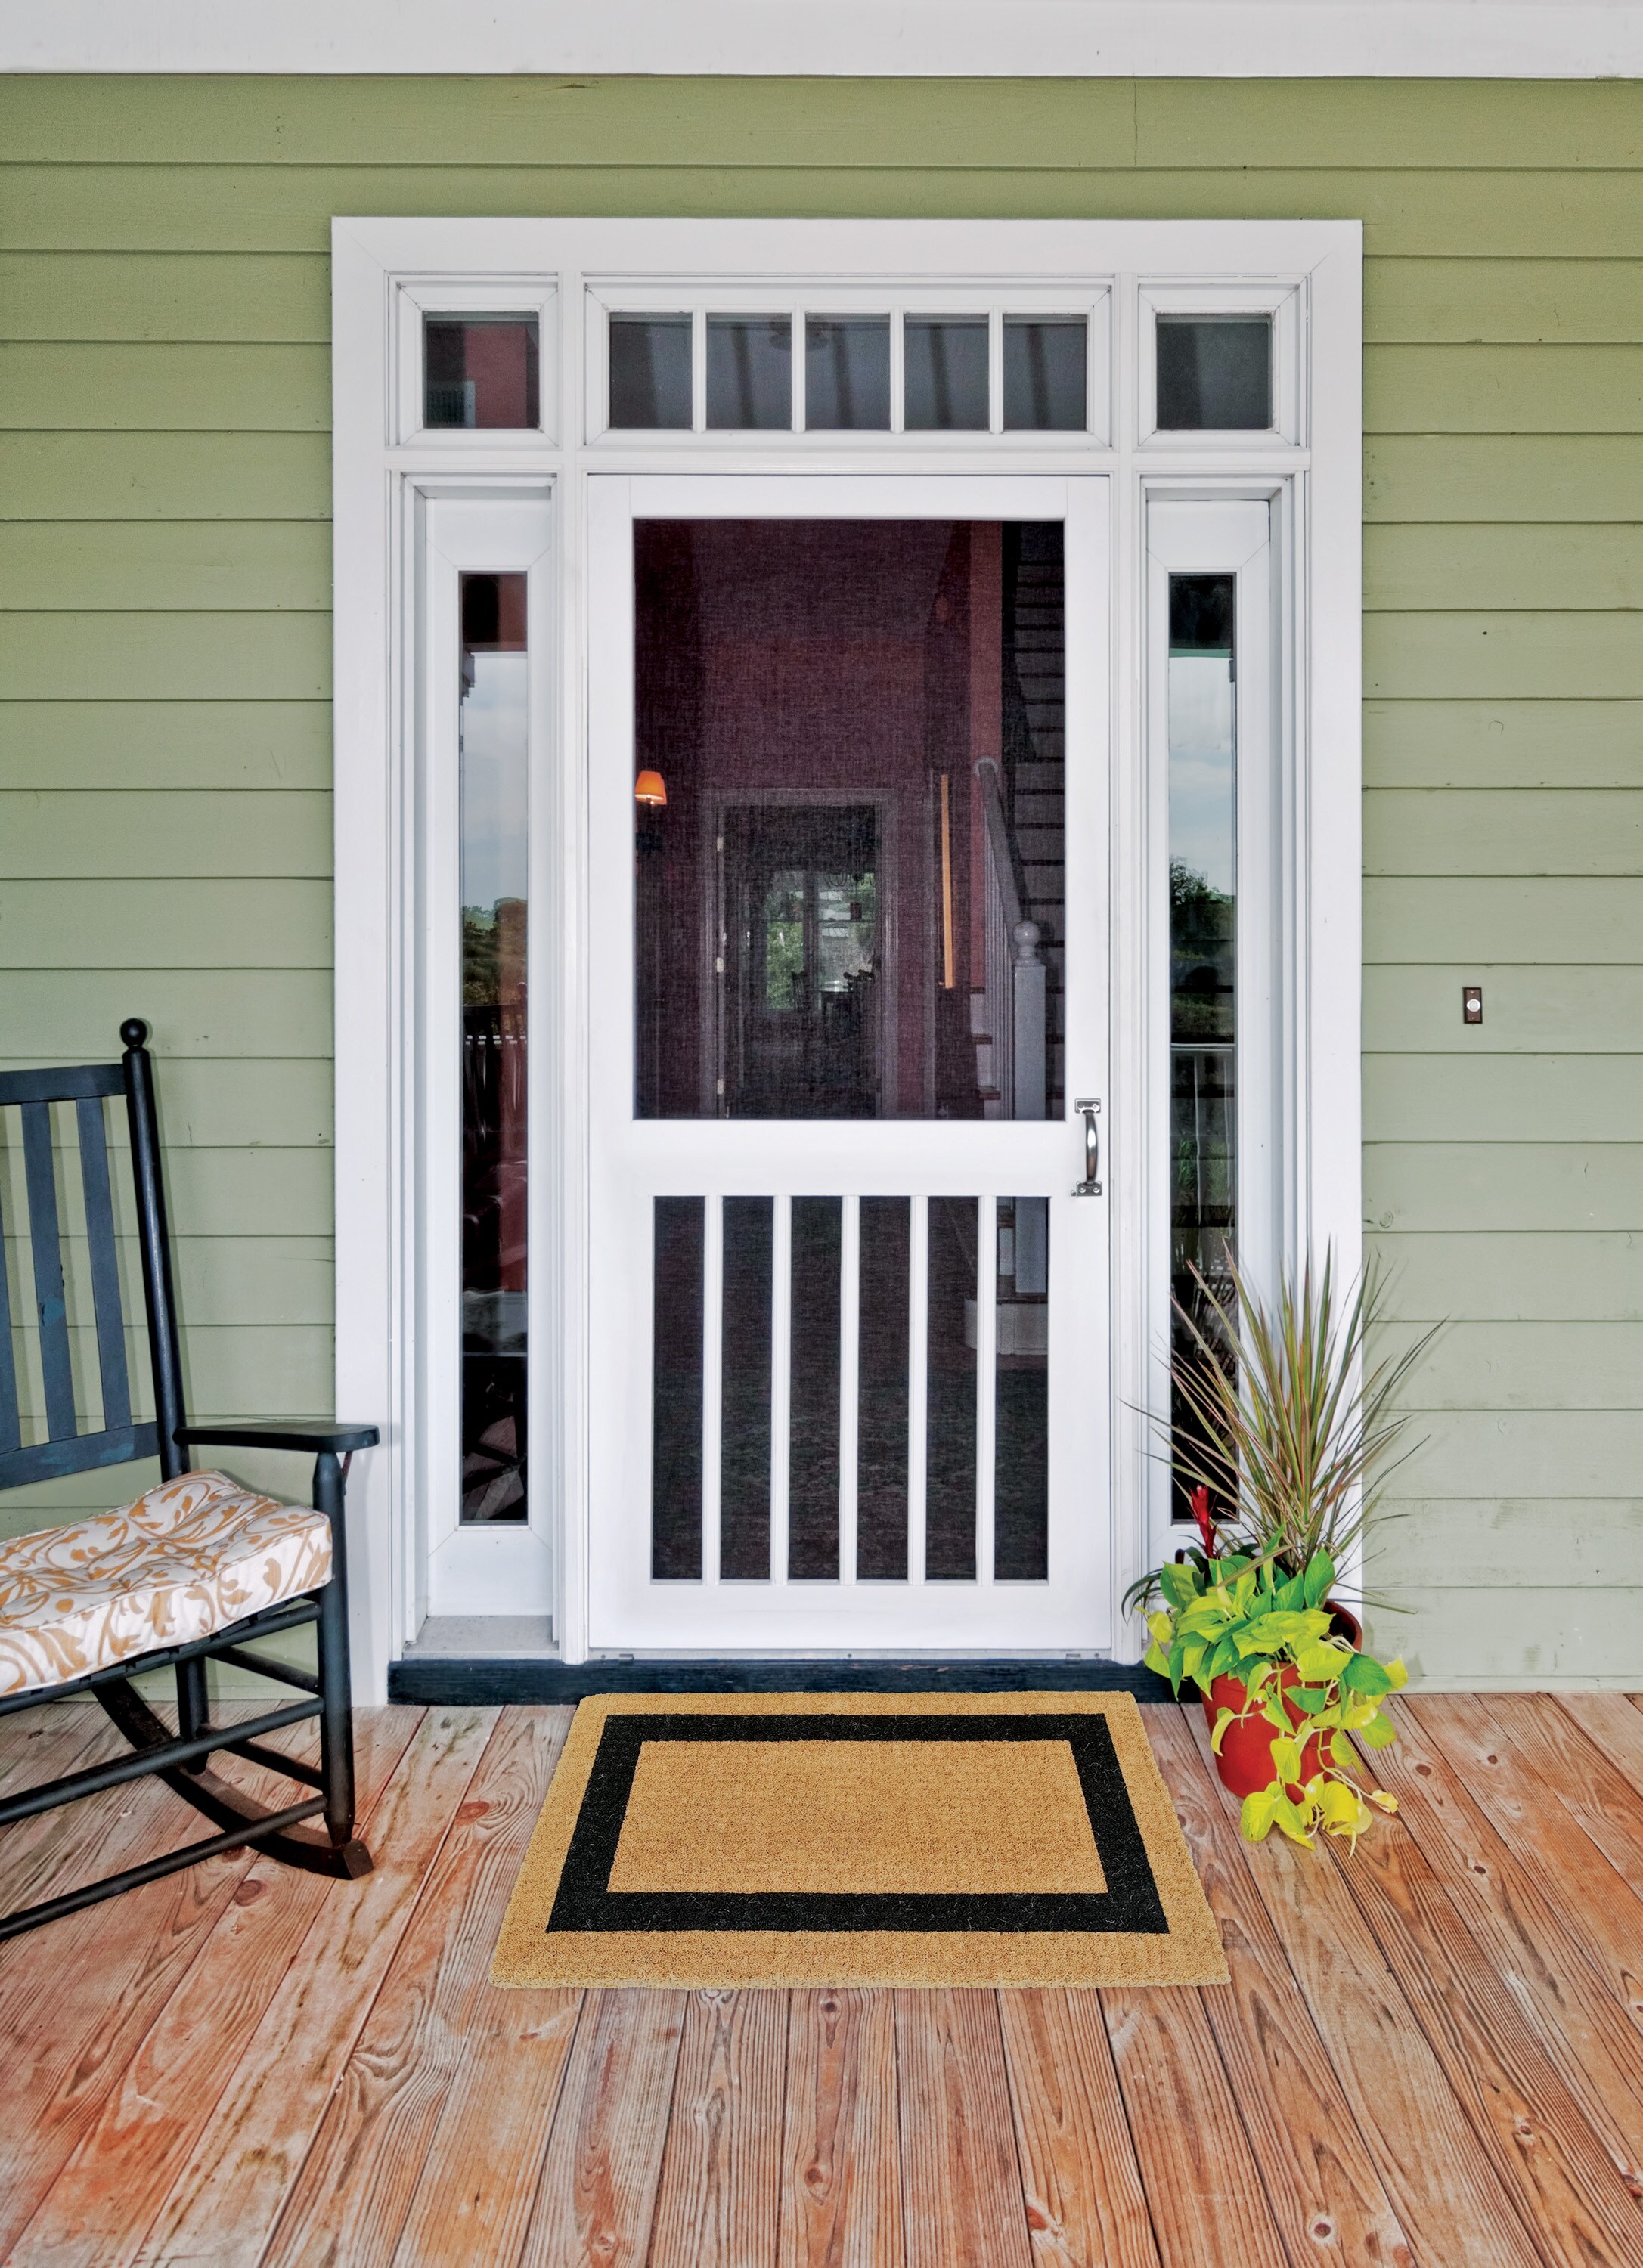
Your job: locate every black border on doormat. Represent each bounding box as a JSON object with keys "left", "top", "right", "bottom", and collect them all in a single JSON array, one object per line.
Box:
[
  {"left": 547, "top": 1709, "right": 1169, "bottom": 1935},
  {"left": 387, "top": 1656, "right": 1173, "bottom": 1703}
]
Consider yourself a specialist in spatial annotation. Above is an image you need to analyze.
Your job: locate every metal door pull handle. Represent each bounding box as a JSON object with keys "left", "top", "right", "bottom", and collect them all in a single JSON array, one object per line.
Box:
[{"left": 1072, "top": 1098, "right": 1102, "bottom": 1196}]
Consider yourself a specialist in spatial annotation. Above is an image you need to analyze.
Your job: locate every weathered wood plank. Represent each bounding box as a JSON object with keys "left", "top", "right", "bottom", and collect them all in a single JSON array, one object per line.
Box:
[
  {"left": 647, "top": 1989, "right": 789, "bottom": 2268},
  {"left": 1183, "top": 1709, "right": 1542, "bottom": 2268},
  {"left": 0, "top": 1709, "right": 419, "bottom": 2263},
  {"left": 1146, "top": 1708, "right": 1412, "bottom": 2267},
  {"left": 1368, "top": 1700, "right": 1643, "bottom": 2195},
  {"left": 258, "top": 1708, "right": 573, "bottom": 2268},
  {"left": 1329, "top": 1755, "right": 1643, "bottom": 2266},
  {"left": 1486, "top": 1693, "right": 1643, "bottom": 1903},
  {"left": 894, "top": 1988, "right": 1034, "bottom": 2268},
  {"left": 518, "top": 1988, "right": 689, "bottom": 2268},
  {"left": 131, "top": 1707, "right": 494, "bottom": 2268},
  {"left": 1409, "top": 1696, "right": 1643, "bottom": 2046},
  {"left": 1100, "top": 1980, "right": 1287, "bottom": 2268},
  {"left": 1556, "top": 1691, "right": 1643, "bottom": 1802},
  {"left": 778, "top": 1990, "right": 904, "bottom": 2268},
  {"left": 995, "top": 1988, "right": 1160, "bottom": 2268}
]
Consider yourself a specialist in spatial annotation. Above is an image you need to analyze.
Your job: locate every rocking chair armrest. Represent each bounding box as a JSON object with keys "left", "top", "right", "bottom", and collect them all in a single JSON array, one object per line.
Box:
[{"left": 175, "top": 1421, "right": 380, "bottom": 1457}]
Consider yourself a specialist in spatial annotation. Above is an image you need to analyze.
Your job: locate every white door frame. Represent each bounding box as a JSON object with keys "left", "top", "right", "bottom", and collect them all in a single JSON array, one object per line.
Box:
[
  {"left": 330, "top": 216, "right": 1362, "bottom": 1696},
  {"left": 587, "top": 470, "right": 1111, "bottom": 1654}
]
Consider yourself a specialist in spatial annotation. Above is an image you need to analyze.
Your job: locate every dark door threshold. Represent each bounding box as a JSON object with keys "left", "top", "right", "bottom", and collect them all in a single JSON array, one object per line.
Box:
[{"left": 388, "top": 1655, "right": 1173, "bottom": 1705}]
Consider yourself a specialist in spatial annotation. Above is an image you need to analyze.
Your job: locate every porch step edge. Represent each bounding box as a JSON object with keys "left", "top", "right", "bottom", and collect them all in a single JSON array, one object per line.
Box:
[{"left": 386, "top": 1656, "right": 1173, "bottom": 1703}]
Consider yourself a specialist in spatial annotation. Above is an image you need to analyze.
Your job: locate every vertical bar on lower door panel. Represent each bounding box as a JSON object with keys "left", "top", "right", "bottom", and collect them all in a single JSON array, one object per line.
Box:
[
  {"left": 907, "top": 1196, "right": 928, "bottom": 1585},
  {"left": 721, "top": 1196, "right": 773, "bottom": 1580},
  {"left": 769, "top": 1195, "right": 791, "bottom": 1587},
  {"left": 857, "top": 1198, "right": 910, "bottom": 1580},
  {"left": 976, "top": 1195, "right": 997, "bottom": 1585},
  {"left": 839, "top": 1194, "right": 860, "bottom": 1584},
  {"left": 790, "top": 1197, "right": 842, "bottom": 1580},
  {"left": 701, "top": 1194, "right": 723, "bottom": 1586}
]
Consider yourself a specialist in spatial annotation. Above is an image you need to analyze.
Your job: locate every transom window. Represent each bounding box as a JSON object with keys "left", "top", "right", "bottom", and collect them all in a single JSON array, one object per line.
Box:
[{"left": 585, "top": 291, "right": 1110, "bottom": 439}]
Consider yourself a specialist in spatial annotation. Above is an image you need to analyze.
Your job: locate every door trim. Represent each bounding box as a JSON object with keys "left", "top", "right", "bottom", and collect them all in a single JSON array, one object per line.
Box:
[{"left": 330, "top": 216, "right": 1362, "bottom": 1696}]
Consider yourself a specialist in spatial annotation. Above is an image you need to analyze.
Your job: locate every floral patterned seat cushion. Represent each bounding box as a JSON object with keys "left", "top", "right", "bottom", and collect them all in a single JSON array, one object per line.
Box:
[{"left": 0, "top": 1470, "right": 332, "bottom": 1699}]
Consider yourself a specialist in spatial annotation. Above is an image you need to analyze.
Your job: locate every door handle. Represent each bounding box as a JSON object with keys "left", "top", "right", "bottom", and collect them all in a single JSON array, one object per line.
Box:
[{"left": 1072, "top": 1098, "right": 1102, "bottom": 1196}]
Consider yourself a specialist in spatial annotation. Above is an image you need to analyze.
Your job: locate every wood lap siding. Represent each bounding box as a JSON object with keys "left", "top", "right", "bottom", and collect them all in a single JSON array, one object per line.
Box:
[{"left": 0, "top": 78, "right": 1638, "bottom": 1679}]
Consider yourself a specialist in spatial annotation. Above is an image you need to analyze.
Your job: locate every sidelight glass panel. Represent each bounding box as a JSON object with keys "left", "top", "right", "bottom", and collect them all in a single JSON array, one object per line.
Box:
[
  {"left": 460, "top": 572, "right": 529, "bottom": 1520},
  {"left": 1156, "top": 316, "right": 1272, "bottom": 432},
  {"left": 1003, "top": 318, "right": 1087, "bottom": 432},
  {"left": 789, "top": 1197, "right": 842, "bottom": 1578},
  {"left": 609, "top": 314, "right": 693, "bottom": 429},
  {"left": 994, "top": 1196, "right": 1049, "bottom": 1579},
  {"left": 804, "top": 317, "right": 891, "bottom": 430},
  {"left": 632, "top": 521, "right": 1065, "bottom": 1123},
  {"left": 426, "top": 315, "right": 539, "bottom": 430},
  {"left": 652, "top": 1197, "right": 705, "bottom": 1576},
  {"left": 1169, "top": 572, "right": 1237, "bottom": 1521},
  {"left": 706, "top": 316, "right": 792, "bottom": 429},
  {"left": 904, "top": 317, "right": 989, "bottom": 432},
  {"left": 857, "top": 1196, "right": 910, "bottom": 1580},
  {"left": 721, "top": 1195, "right": 773, "bottom": 1578},
  {"left": 926, "top": 1195, "right": 978, "bottom": 1579}
]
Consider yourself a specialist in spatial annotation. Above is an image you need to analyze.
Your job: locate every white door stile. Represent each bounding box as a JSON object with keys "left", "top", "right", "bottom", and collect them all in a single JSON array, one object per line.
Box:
[
  {"left": 974, "top": 1194, "right": 998, "bottom": 1588},
  {"left": 838, "top": 1192, "right": 861, "bottom": 1588},
  {"left": 700, "top": 1191, "right": 724, "bottom": 1588},
  {"left": 768, "top": 1192, "right": 792, "bottom": 1589},
  {"left": 906, "top": 1194, "right": 929, "bottom": 1587}
]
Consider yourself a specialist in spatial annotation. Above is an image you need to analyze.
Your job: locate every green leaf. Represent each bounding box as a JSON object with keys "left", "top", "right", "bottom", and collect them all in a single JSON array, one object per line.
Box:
[
  {"left": 1207, "top": 1634, "right": 1242, "bottom": 1681},
  {"left": 1210, "top": 1707, "right": 1237, "bottom": 1756},
  {"left": 1241, "top": 1786, "right": 1282, "bottom": 1843},
  {"left": 1329, "top": 1730, "right": 1357, "bottom": 1771},
  {"left": 1286, "top": 1685, "right": 1331, "bottom": 1716},
  {"left": 1304, "top": 1551, "right": 1337, "bottom": 1608},
  {"left": 1359, "top": 1711, "right": 1399, "bottom": 1751},
  {"left": 1339, "top": 1653, "right": 1395, "bottom": 1698},
  {"left": 1166, "top": 1639, "right": 1188, "bottom": 1696},
  {"left": 1159, "top": 1563, "right": 1198, "bottom": 1610}
]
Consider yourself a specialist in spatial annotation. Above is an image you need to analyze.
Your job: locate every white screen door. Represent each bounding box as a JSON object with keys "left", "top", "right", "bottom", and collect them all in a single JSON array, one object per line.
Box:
[{"left": 586, "top": 474, "right": 1111, "bottom": 1652}]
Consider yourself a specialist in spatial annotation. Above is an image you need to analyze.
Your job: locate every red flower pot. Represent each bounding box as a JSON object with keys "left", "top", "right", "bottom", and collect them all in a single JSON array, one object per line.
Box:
[{"left": 1202, "top": 1665, "right": 1330, "bottom": 1802}]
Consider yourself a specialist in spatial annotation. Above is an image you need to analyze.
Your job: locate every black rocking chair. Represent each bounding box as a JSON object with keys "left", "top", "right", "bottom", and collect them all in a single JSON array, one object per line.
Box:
[{"left": 0, "top": 1019, "right": 378, "bottom": 1939}]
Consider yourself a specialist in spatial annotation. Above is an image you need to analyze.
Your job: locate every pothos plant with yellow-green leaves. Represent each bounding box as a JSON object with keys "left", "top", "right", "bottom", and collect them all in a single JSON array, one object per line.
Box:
[{"left": 1144, "top": 1546, "right": 1408, "bottom": 1848}]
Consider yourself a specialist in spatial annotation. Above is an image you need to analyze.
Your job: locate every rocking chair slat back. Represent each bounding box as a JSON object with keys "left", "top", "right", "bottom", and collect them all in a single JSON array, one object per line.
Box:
[
  {"left": 0, "top": 1044, "right": 169, "bottom": 1492},
  {"left": 77, "top": 1095, "right": 133, "bottom": 1435}
]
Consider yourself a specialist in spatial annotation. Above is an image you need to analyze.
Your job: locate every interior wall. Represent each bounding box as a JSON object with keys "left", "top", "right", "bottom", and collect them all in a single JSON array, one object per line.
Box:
[{"left": 2, "top": 76, "right": 1640, "bottom": 1681}]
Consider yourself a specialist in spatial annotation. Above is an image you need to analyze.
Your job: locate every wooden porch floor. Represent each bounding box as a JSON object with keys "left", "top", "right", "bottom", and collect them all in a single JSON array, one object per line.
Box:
[{"left": 5, "top": 1696, "right": 1643, "bottom": 2265}]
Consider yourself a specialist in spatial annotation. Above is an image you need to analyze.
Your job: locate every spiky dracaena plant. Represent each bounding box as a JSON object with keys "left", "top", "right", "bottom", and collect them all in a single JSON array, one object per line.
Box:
[{"left": 1147, "top": 1250, "right": 1437, "bottom": 1597}]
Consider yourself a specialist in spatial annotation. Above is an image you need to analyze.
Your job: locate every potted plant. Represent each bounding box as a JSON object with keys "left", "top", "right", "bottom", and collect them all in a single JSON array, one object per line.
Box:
[{"left": 1128, "top": 1251, "right": 1437, "bottom": 1845}]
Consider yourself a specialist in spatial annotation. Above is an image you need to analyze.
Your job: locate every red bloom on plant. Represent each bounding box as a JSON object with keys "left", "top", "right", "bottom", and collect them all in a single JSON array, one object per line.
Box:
[{"left": 1190, "top": 1486, "right": 1219, "bottom": 1557}]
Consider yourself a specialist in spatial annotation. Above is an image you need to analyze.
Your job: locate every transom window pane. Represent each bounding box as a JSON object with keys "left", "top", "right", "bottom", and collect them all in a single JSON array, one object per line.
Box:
[
  {"left": 1003, "top": 318, "right": 1087, "bottom": 432},
  {"left": 425, "top": 315, "right": 540, "bottom": 430},
  {"left": 459, "top": 571, "right": 529, "bottom": 1520},
  {"left": 1168, "top": 571, "right": 1236, "bottom": 1522},
  {"left": 1157, "top": 316, "right": 1273, "bottom": 431},
  {"left": 804, "top": 316, "right": 891, "bottom": 430},
  {"left": 904, "top": 317, "right": 990, "bottom": 432},
  {"left": 633, "top": 520, "right": 1066, "bottom": 1123},
  {"left": 706, "top": 315, "right": 792, "bottom": 430},
  {"left": 609, "top": 314, "right": 693, "bottom": 429}
]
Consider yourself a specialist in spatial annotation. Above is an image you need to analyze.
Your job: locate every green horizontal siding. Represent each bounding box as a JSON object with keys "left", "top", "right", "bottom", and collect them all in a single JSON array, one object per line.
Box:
[{"left": 2, "top": 74, "right": 1640, "bottom": 1686}]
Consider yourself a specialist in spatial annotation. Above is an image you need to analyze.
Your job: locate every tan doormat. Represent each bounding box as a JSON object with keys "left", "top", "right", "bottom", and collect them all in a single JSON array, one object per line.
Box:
[{"left": 491, "top": 1693, "right": 1226, "bottom": 1988}]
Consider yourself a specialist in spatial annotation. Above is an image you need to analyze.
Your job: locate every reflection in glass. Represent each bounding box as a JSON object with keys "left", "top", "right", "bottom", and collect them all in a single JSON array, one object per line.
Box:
[
  {"left": 652, "top": 1197, "right": 705, "bottom": 1576},
  {"left": 904, "top": 318, "right": 989, "bottom": 432},
  {"left": 721, "top": 1196, "right": 773, "bottom": 1579},
  {"left": 609, "top": 314, "right": 693, "bottom": 429},
  {"left": 706, "top": 316, "right": 792, "bottom": 429},
  {"left": 927, "top": 1195, "right": 978, "bottom": 1579},
  {"left": 994, "top": 1196, "right": 1049, "bottom": 1579},
  {"left": 1003, "top": 318, "right": 1087, "bottom": 432},
  {"left": 789, "top": 1198, "right": 842, "bottom": 1578},
  {"left": 632, "top": 521, "right": 1065, "bottom": 1123},
  {"left": 805, "top": 317, "right": 891, "bottom": 430},
  {"left": 858, "top": 1197, "right": 910, "bottom": 1579},
  {"left": 426, "top": 317, "right": 540, "bottom": 430},
  {"left": 460, "top": 572, "right": 528, "bottom": 1520},
  {"left": 1156, "top": 316, "right": 1272, "bottom": 432},
  {"left": 1169, "top": 573, "right": 1237, "bottom": 1522}
]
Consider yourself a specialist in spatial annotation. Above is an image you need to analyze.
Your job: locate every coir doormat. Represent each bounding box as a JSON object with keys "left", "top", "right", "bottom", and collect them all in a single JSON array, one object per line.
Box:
[{"left": 491, "top": 1692, "right": 1226, "bottom": 1988}]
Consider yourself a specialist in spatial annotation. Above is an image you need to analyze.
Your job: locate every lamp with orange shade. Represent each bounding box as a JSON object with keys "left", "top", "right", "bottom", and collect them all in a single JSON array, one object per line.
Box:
[{"left": 634, "top": 769, "right": 668, "bottom": 808}]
